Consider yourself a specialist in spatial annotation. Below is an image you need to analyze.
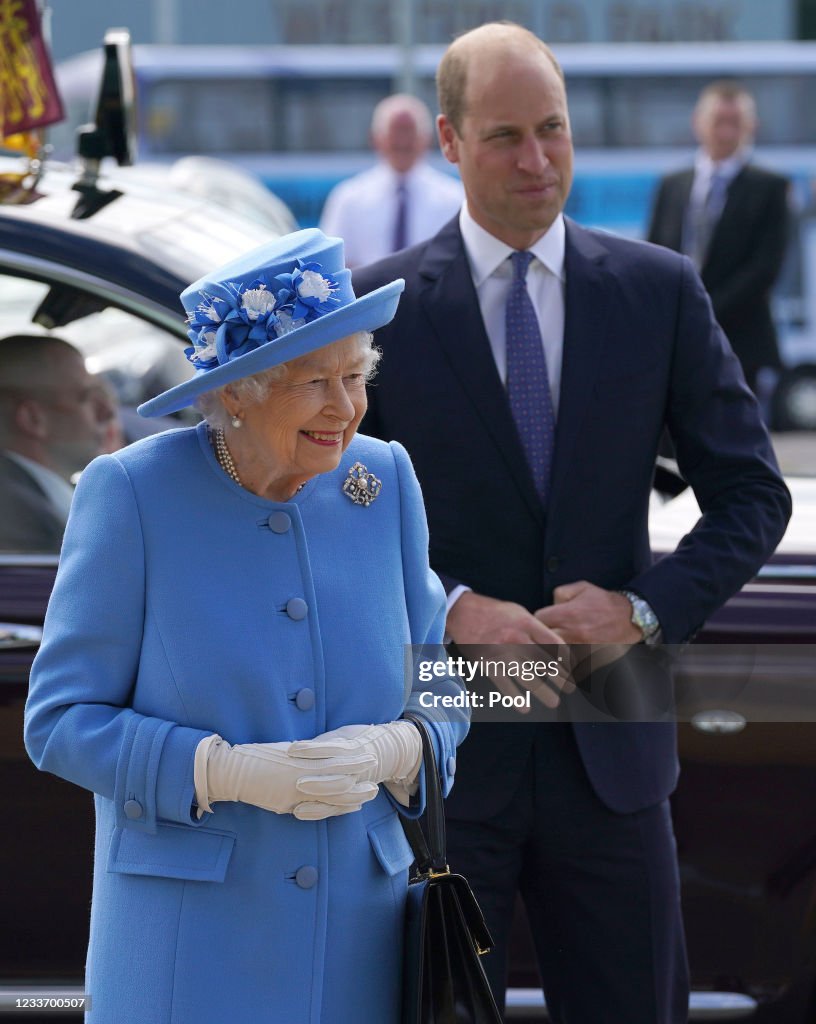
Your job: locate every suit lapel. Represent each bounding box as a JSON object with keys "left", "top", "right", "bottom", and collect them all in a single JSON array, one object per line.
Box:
[
  {"left": 547, "top": 220, "right": 611, "bottom": 507},
  {"left": 417, "top": 220, "right": 545, "bottom": 525},
  {"left": 670, "top": 170, "right": 694, "bottom": 251}
]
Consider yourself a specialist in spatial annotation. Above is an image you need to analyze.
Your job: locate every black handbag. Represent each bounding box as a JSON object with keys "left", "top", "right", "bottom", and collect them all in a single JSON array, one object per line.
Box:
[{"left": 400, "top": 715, "right": 503, "bottom": 1024}]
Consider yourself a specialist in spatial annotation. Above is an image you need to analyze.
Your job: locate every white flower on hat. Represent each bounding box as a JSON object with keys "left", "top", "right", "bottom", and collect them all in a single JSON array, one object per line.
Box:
[
  {"left": 192, "top": 331, "right": 219, "bottom": 363},
  {"left": 240, "top": 285, "right": 277, "bottom": 321},
  {"left": 297, "top": 269, "right": 333, "bottom": 302},
  {"left": 273, "top": 310, "right": 305, "bottom": 337}
]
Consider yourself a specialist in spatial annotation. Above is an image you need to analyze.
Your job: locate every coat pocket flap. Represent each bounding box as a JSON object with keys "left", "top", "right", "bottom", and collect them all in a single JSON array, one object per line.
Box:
[
  {"left": 107, "top": 821, "right": 236, "bottom": 882},
  {"left": 367, "top": 812, "right": 415, "bottom": 877}
]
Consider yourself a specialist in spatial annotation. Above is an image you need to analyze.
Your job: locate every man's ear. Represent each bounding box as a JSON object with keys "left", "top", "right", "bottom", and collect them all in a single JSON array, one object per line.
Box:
[
  {"left": 437, "top": 114, "right": 460, "bottom": 165},
  {"left": 14, "top": 397, "right": 49, "bottom": 441}
]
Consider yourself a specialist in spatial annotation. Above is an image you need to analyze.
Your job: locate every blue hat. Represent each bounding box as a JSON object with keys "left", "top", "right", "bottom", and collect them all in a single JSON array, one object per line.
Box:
[{"left": 138, "top": 228, "right": 404, "bottom": 417}]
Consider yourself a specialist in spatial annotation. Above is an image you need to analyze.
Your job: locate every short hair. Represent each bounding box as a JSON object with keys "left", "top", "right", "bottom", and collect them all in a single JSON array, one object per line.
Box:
[
  {"left": 196, "top": 331, "right": 380, "bottom": 428},
  {"left": 0, "top": 334, "right": 83, "bottom": 437},
  {"left": 696, "top": 80, "right": 756, "bottom": 114},
  {"left": 0, "top": 333, "right": 82, "bottom": 395},
  {"left": 437, "top": 21, "right": 564, "bottom": 135},
  {"left": 370, "top": 94, "right": 433, "bottom": 142}
]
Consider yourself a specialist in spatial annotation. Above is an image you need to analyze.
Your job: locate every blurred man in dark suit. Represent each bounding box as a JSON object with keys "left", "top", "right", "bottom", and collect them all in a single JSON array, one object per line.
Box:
[
  {"left": 0, "top": 334, "right": 116, "bottom": 552},
  {"left": 355, "top": 23, "right": 791, "bottom": 1023},
  {"left": 648, "top": 81, "right": 789, "bottom": 397}
]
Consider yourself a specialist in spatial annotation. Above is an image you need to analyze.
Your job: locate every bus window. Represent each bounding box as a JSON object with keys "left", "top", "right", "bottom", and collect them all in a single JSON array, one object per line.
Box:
[
  {"left": 145, "top": 79, "right": 278, "bottom": 155},
  {"left": 277, "top": 77, "right": 391, "bottom": 151}
]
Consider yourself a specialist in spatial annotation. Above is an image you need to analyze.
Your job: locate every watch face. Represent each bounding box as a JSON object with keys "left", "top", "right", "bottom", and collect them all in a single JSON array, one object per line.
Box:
[
  {"left": 637, "top": 603, "right": 659, "bottom": 635},
  {"left": 624, "top": 592, "right": 658, "bottom": 635}
]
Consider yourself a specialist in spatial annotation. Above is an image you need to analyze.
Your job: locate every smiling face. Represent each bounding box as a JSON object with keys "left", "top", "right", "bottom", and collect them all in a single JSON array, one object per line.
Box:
[
  {"left": 438, "top": 35, "right": 573, "bottom": 250},
  {"left": 224, "top": 335, "right": 371, "bottom": 500}
]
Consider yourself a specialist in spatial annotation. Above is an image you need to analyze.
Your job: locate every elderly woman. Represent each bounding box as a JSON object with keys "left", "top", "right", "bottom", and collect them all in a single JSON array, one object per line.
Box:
[{"left": 24, "top": 229, "right": 468, "bottom": 1024}]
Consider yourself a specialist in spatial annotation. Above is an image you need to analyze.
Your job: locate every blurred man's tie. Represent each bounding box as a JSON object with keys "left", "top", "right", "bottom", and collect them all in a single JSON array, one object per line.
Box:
[
  {"left": 688, "top": 169, "right": 728, "bottom": 269},
  {"left": 505, "top": 251, "right": 555, "bottom": 504},
  {"left": 392, "top": 178, "right": 408, "bottom": 252}
]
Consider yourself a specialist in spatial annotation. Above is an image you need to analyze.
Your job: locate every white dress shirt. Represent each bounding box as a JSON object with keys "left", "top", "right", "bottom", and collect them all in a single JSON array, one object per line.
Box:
[
  {"left": 319, "top": 160, "right": 463, "bottom": 267},
  {"left": 689, "top": 146, "right": 750, "bottom": 214}
]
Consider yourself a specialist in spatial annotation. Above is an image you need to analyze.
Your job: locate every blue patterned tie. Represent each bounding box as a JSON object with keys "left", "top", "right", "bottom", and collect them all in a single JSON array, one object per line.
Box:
[{"left": 505, "top": 251, "right": 555, "bottom": 503}]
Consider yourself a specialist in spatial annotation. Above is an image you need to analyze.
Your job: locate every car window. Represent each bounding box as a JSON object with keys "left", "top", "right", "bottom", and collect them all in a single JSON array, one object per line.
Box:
[{"left": 0, "top": 270, "right": 194, "bottom": 557}]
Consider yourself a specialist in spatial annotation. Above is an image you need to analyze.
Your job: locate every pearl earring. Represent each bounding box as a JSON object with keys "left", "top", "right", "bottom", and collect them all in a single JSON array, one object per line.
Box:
[{"left": 230, "top": 415, "right": 242, "bottom": 429}]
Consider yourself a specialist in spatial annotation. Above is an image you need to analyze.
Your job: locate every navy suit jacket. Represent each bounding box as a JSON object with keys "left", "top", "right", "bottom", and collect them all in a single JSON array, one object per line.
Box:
[{"left": 355, "top": 216, "right": 791, "bottom": 817}]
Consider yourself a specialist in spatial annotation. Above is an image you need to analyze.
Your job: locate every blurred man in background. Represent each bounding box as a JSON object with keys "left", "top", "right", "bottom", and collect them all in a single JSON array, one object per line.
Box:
[
  {"left": 648, "top": 81, "right": 789, "bottom": 401},
  {"left": 0, "top": 334, "right": 116, "bottom": 552},
  {"left": 319, "top": 93, "right": 462, "bottom": 266}
]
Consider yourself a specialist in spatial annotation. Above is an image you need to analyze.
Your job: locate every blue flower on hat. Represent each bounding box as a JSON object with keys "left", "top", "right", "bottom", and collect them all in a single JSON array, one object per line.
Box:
[{"left": 183, "top": 262, "right": 338, "bottom": 369}]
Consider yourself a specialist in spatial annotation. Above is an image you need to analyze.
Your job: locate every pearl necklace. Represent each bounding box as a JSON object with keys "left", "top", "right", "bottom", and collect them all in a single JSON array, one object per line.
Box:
[
  {"left": 210, "top": 426, "right": 306, "bottom": 496},
  {"left": 212, "top": 427, "right": 241, "bottom": 486}
]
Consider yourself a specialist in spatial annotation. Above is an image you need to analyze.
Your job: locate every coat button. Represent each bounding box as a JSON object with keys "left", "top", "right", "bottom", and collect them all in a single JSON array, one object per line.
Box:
[
  {"left": 295, "top": 688, "right": 315, "bottom": 711},
  {"left": 123, "top": 800, "right": 143, "bottom": 820},
  {"left": 447, "top": 756, "right": 457, "bottom": 776},
  {"left": 286, "top": 598, "right": 308, "bottom": 620},
  {"left": 267, "top": 511, "right": 291, "bottom": 534},
  {"left": 546, "top": 556, "right": 560, "bottom": 573},
  {"left": 295, "top": 866, "right": 318, "bottom": 889}
]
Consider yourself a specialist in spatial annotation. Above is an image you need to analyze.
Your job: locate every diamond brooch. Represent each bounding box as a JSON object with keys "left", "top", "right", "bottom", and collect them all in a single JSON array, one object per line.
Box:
[{"left": 342, "top": 462, "right": 382, "bottom": 506}]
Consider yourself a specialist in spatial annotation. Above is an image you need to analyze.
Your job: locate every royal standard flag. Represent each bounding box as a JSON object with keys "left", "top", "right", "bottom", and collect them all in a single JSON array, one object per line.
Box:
[{"left": 0, "top": 0, "right": 64, "bottom": 138}]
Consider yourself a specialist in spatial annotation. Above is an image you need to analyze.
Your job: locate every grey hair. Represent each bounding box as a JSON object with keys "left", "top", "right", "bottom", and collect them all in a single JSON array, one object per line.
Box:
[
  {"left": 371, "top": 94, "right": 433, "bottom": 142},
  {"left": 196, "top": 330, "right": 380, "bottom": 428}
]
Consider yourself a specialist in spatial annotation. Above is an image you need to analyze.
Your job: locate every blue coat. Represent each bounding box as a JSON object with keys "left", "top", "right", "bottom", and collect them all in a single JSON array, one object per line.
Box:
[{"left": 24, "top": 425, "right": 468, "bottom": 1024}]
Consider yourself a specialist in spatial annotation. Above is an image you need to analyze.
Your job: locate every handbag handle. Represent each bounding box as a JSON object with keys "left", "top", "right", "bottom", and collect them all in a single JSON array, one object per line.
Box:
[{"left": 401, "top": 713, "right": 448, "bottom": 876}]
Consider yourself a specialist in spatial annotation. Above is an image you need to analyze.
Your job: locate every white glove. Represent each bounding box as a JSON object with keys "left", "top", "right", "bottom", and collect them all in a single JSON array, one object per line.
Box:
[
  {"left": 289, "top": 721, "right": 423, "bottom": 807},
  {"left": 194, "top": 734, "right": 379, "bottom": 819}
]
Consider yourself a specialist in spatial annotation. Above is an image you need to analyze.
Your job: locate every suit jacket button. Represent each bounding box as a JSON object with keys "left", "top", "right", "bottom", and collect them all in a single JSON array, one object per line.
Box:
[
  {"left": 286, "top": 598, "right": 308, "bottom": 620},
  {"left": 295, "top": 688, "right": 315, "bottom": 711},
  {"left": 267, "top": 512, "right": 292, "bottom": 534},
  {"left": 295, "top": 866, "right": 318, "bottom": 889},
  {"left": 546, "top": 556, "right": 560, "bottom": 573},
  {"left": 447, "top": 756, "right": 457, "bottom": 776},
  {"left": 123, "top": 800, "right": 143, "bottom": 820}
]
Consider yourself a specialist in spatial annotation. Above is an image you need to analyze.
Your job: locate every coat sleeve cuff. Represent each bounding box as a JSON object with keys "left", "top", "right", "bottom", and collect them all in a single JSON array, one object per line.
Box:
[{"left": 113, "top": 715, "right": 214, "bottom": 832}]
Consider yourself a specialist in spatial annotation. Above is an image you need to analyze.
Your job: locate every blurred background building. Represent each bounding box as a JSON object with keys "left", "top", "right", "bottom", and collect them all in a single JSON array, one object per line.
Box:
[{"left": 46, "top": 0, "right": 816, "bottom": 58}]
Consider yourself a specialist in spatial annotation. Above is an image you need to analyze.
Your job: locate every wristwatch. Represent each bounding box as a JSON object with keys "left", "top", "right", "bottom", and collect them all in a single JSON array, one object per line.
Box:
[{"left": 619, "top": 590, "right": 662, "bottom": 646}]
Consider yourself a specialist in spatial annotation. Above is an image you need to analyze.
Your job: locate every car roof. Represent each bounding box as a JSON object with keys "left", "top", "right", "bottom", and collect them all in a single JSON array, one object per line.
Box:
[
  {"left": 0, "top": 161, "right": 278, "bottom": 313},
  {"left": 650, "top": 476, "right": 816, "bottom": 558}
]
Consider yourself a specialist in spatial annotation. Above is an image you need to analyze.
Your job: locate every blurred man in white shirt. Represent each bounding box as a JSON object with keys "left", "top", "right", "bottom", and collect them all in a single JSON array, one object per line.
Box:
[{"left": 319, "top": 94, "right": 463, "bottom": 266}]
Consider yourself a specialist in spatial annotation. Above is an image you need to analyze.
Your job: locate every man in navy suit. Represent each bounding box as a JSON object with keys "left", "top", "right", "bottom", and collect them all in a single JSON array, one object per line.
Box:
[
  {"left": 648, "top": 81, "right": 789, "bottom": 398},
  {"left": 354, "top": 22, "right": 791, "bottom": 1023}
]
